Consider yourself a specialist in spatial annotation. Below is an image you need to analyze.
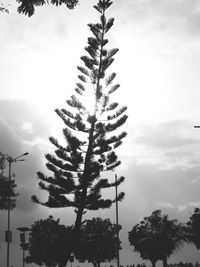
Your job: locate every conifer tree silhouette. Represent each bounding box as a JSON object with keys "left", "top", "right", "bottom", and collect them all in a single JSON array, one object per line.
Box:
[{"left": 32, "top": 0, "right": 127, "bottom": 265}]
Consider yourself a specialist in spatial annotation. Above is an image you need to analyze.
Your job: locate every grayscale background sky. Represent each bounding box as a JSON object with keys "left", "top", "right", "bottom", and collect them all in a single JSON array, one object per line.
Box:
[{"left": 1, "top": 0, "right": 200, "bottom": 266}]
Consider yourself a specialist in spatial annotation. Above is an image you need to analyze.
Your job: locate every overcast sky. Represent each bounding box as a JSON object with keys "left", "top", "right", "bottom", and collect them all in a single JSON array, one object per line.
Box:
[{"left": 1, "top": 0, "right": 200, "bottom": 266}]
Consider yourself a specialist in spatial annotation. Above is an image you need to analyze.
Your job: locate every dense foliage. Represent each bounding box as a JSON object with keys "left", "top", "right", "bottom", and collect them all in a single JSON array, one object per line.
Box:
[
  {"left": 26, "top": 216, "right": 121, "bottom": 267},
  {"left": 187, "top": 208, "right": 200, "bottom": 249},
  {"left": 75, "top": 217, "right": 121, "bottom": 267},
  {"left": 129, "top": 210, "right": 187, "bottom": 267},
  {"left": 0, "top": 153, "right": 18, "bottom": 210},
  {"left": 26, "top": 216, "right": 73, "bottom": 267},
  {"left": 15, "top": 0, "right": 78, "bottom": 16}
]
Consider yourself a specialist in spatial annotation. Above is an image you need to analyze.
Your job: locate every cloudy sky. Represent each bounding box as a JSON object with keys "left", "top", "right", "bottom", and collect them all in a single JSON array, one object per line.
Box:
[{"left": 1, "top": 0, "right": 200, "bottom": 266}]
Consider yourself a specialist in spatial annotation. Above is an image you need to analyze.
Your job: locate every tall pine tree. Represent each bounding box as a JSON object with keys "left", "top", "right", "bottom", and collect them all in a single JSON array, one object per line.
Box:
[{"left": 32, "top": 0, "right": 127, "bottom": 265}]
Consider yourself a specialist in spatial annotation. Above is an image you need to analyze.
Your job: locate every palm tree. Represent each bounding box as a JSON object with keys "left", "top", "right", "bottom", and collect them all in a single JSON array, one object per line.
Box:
[
  {"left": 150, "top": 210, "right": 187, "bottom": 267},
  {"left": 129, "top": 210, "right": 187, "bottom": 267},
  {"left": 187, "top": 208, "right": 200, "bottom": 249}
]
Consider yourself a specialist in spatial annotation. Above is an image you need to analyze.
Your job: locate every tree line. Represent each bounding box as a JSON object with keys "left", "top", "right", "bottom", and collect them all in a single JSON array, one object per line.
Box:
[
  {"left": 1, "top": 154, "right": 200, "bottom": 267},
  {"left": 18, "top": 209, "right": 200, "bottom": 267}
]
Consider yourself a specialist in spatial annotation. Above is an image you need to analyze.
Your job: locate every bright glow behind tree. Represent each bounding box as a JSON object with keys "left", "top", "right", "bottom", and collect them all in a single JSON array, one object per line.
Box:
[{"left": 32, "top": 1, "right": 127, "bottom": 265}]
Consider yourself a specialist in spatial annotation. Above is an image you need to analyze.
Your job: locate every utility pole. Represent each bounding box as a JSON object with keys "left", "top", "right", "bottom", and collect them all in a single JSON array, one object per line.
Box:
[
  {"left": 115, "top": 174, "right": 120, "bottom": 267},
  {"left": 5, "top": 152, "right": 29, "bottom": 267},
  {"left": 6, "top": 160, "right": 12, "bottom": 267}
]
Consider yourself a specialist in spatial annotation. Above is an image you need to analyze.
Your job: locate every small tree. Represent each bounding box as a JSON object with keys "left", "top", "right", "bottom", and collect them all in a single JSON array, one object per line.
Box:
[
  {"left": 0, "top": 153, "right": 18, "bottom": 210},
  {"left": 26, "top": 216, "right": 73, "bottom": 267},
  {"left": 32, "top": 1, "right": 127, "bottom": 266},
  {"left": 187, "top": 208, "right": 200, "bottom": 249},
  {"left": 129, "top": 210, "right": 187, "bottom": 267},
  {"left": 129, "top": 220, "right": 160, "bottom": 267},
  {"left": 74, "top": 217, "right": 121, "bottom": 267}
]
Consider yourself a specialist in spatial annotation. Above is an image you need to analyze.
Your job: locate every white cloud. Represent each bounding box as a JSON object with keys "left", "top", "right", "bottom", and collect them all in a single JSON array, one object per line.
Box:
[
  {"left": 178, "top": 202, "right": 200, "bottom": 212},
  {"left": 0, "top": 99, "right": 51, "bottom": 142},
  {"left": 116, "top": 0, "right": 200, "bottom": 37},
  {"left": 155, "top": 201, "right": 174, "bottom": 209},
  {"left": 121, "top": 120, "right": 200, "bottom": 170},
  {"left": 21, "top": 121, "right": 34, "bottom": 134},
  {"left": 136, "top": 120, "right": 199, "bottom": 148}
]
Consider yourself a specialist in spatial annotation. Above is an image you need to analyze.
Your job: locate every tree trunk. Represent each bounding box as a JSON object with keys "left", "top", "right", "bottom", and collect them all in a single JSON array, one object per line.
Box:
[
  {"left": 58, "top": 251, "right": 71, "bottom": 267},
  {"left": 92, "top": 260, "right": 97, "bottom": 267},
  {"left": 58, "top": 121, "right": 95, "bottom": 267},
  {"left": 150, "top": 260, "right": 156, "bottom": 267},
  {"left": 163, "top": 256, "right": 168, "bottom": 267},
  {"left": 57, "top": 223, "right": 82, "bottom": 267}
]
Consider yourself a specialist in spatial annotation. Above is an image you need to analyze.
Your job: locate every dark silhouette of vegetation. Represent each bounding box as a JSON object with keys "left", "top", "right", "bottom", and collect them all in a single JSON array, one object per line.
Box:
[
  {"left": 0, "top": 0, "right": 78, "bottom": 16},
  {"left": 16, "top": 0, "right": 78, "bottom": 17},
  {"left": 32, "top": 0, "right": 127, "bottom": 266},
  {"left": 0, "top": 153, "right": 18, "bottom": 210},
  {"left": 187, "top": 208, "right": 200, "bottom": 249},
  {"left": 26, "top": 216, "right": 73, "bottom": 267},
  {"left": 26, "top": 216, "right": 120, "bottom": 267},
  {"left": 0, "top": 3, "right": 9, "bottom": 13},
  {"left": 129, "top": 210, "right": 187, "bottom": 267},
  {"left": 74, "top": 217, "right": 121, "bottom": 267}
]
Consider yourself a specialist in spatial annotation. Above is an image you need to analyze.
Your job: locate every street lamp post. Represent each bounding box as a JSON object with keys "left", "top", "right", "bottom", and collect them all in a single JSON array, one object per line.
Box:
[
  {"left": 5, "top": 152, "right": 29, "bottom": 267},
  {"left": 17, "top": 227, "right": 30, "bottom": 267}
]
